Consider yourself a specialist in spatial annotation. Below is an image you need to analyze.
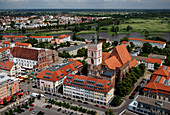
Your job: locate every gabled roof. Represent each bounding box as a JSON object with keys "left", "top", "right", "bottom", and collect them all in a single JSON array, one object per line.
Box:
[
  {"left": 129, "top": 59, "right": 138, "bottom": 69},
  {"left": 104, "top": 56, "right": 122, "bottom": 70},
  {"left": 13, "top": 36, "right": 27, "bottom": 38},
  {"left": 58, "top": 34, "right": 70, "bottom": 39},
  {"left": 30, "top": 36, "right": 53, "bottom": 38},
  {"left": 129, "top": 38, "right": 166, "bottom": 44},
  {"left": 3, "top": 35, "right": 11, "bottom": 38},
  {"left": 146, "top": 58, "right": 162, "bottom": 65},
  {"left": 148, "top": 53, "right": 167, "bottom": 60},
  {"left": 102, "top": 52, "right": 111, "bottom": 65},
  {"left": 0, "top": 61, "right": 14, "bottom": 71},
  {"left": 0, "top": 47, "right": 9, "bottom": 52},
  {"left": 63, "top": 74, "right": 114, "bottom": 93},
  {"left": 153, "top": 65, "right": 170, "bottom": 77},
  {"left": 36, "top": 59, "right": 83, "bottom": 82},
  {"left": 2, "top": 41, "right": 10, "bottom": 44},
  {"left": 110, "top": 44, "right": 132, "bottom": 65},
  {"left": 10, "top": 47, "right": 38, "bottom": 61},
  {"left": 15, "top": 42, "right": 31, "bottom": 46}
]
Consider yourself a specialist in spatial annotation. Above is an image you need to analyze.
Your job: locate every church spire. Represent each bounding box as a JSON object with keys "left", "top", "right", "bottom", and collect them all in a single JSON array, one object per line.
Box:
[{"left": 91, "top": 31, "right": 98, "bottom": 44}]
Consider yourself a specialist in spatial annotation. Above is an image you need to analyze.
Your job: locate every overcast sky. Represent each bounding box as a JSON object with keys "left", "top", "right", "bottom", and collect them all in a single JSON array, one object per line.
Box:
[{"left": 0, "top": 0, "right": 170, "bottom": 9}]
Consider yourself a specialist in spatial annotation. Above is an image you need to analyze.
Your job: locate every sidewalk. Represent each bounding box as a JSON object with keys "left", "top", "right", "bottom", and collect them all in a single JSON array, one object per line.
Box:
[{"left": 0, "top": 95, "right": 30, "bottom": 114}]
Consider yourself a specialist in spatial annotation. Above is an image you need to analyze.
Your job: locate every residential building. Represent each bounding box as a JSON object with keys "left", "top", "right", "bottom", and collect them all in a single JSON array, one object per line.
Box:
[
  {"left": 0, "top": 47, "right": 10, "bottom": 61},
  {"left": 121, "top": 41, "right": 130, "bottom": 47},
  {"left": 59, "top": 44, "right": 87, "bottom": 55},
  {"left": 2, "top": 41, "right": 11, "bottom": 48},
  {"left": 148, "top": 53, "right": 167, "bottom": 63},
  {"left": 30, "top": 36, "right": 53, "bottom": 42},
  {"left": 146, "top": 58, "right": 163, "bottom": 70},
  {"left": 129, "top": 38, "right": 166, "bottom": 49},
  {"left": 98, "top": 37, "right": 109, "bottom": 43},
  {"left": 36, "top": 59, "right": 83, "bottom": 93},
  {"left": 63, "top": 74, "right": 114, "bottom": 105},
  {"left": 87, "top": 33, "right": 138, "bottom": 83},
  {"left": 13, "top": 35, "right": 27, "bottom": 40},
  {"left": 128, "top": 95, "right": 170, "bottom": 115},
  {"left": 0, "top": 61, "right": 21, "bottom": 76},
  {"left": 52, "top": 34, "right": 71, "bottom": 44},
  {"left": 0, "top": 73, "right": 21, "bottom": 100},
  {"left": 143, "top": 65, "right": 170, "bottom": 102},
  {"left": 131, "top": 56, "right": 147, "bottom": 66},
  {"left": 2, "top": 35, "right": 11, "bottom": 40},
  {"left": 9, "top": 47, "right": 58, "bottom": 70},
  {"left": 15, "top": 42, "right": 32, "bottom": 48}
]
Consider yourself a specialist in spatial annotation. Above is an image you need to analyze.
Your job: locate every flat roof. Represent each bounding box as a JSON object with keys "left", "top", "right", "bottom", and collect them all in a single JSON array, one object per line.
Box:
[
  {"left": 61, "top": 44, "right": 87, "bottom": 53},
  {"left": 46, "top": 60, "right": 73, "bottom": 72},
  {"left": 136, "top": 95, "right": 170, "bottom": 110}
]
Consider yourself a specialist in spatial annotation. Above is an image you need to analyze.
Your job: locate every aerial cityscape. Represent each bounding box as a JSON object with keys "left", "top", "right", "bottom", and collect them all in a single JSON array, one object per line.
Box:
[{"left": 0, "top": 0, "right": 170, "bottom": 115}]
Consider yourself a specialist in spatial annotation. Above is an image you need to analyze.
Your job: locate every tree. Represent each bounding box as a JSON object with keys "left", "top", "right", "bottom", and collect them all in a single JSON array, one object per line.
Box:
[
  {"left": 138, "top": 63, "right": 146, "bottom": 75},
  {"left": 77, "top": 48, "right": 87, "bottom": 57},
  {"left": 37, "top": 94, "right": 41, "bottom": 100},
  {"left": 72, "top": 25, "right": 80, "bottom": 33},
  {"left": 142, "top": 42, "right": 152, "bottom": 54},
  {"left": 66, "top": 41, "right": 70, "bottom": 47},
  {"left": 105, "top": 109, "right": 115, "bottom": 115},
  {"left": 154, "top": 62, "right": 160, "bottom": 70},
  {"left": 126, "top": 25, "right": 133, "bottom": 31},
  {"left": 74, "top": 43, "right": 78, "bottom": 46},
  {"left": 120, "top": 36, "right": 129, "bottom": 43},
  {"left": 10, "top": 95, "right": 15, "bottom": 102},
  {"left": 10, "top": 21, "right": 15, "bottom": 28},
  {"left": 126, "top": 45, "right": 132, "bottom": 52},
  {"left": 113, "top": 41, "right": 118, "bottom": 46},
  {"left": 3, "top": 98, "right": 7, "bottom": 105},
  {"left": 130, "top": 42, "right": 135, "bottom": 48},
  {"left": 110, "top": 95, "right": 122, "bottom": 107}
]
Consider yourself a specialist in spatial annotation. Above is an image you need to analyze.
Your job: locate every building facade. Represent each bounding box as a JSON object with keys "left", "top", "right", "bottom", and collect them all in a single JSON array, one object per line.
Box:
[
  {"left": 30, "top": 36, "right": 53, "bottom": 42},
  {"left": 36, "top": 59, "right": 83, "bottom": 93},
  {"left": 52, "top": 34, "right": 71, "bottom": 44},
  {"left": 63, "top": 74, "right": 114, "bottom": 106},
  {"left": 0, "top": 47, "right": 10, "bottom": 61},
  {"left": 129, "top": 38, "right": 166, "bottom": 49},
  {"left": 0, "top": 73, "right": 21, "bottom": 100}
]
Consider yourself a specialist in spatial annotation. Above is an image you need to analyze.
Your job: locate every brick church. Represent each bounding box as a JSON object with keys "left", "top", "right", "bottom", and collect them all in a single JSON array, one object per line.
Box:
[{"left": 87, "top": 33, "right": 138, "bottom": 84}]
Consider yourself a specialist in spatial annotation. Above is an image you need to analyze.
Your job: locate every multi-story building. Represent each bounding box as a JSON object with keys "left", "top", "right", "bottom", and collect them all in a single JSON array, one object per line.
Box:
[
  {"left": 15, "top": 42, "right": 32, "bottom": 48},
  {"left": 129, "top": 95, "right": 170, "bottom": 115},
  {"left": 0, "top": 47, "right": 10, "bottom": 61},
  {"left": 9, "top": 47, "right": 58, "bottom": 70},
  {"left": 3, "top": 35, "right": 27, "bottom": 40},
  {"left": 36, "top": 59, "right": 83, "bottom": 93},
  {"left": 129, "top": 38, "right": 166, "bottom": 49},
  {"left": 0, "top": 61, "right": 21, "bottom": 76},
  {"left": 146, "top": 58, "right": 163, "bottom": 70},
  {"left": 30, "top": 36, "right": 53, "bottom": 42},
  {"left": 63, "top": 74, "right": 114, "bottom": 106},
  {"left": 0, "top": 73, "right": 21, "bottom": 100},
  {"left": 143, "top": 65, "right": 170, "bottom": 102},
  {"left": 52, "top": 34, "right": 71, "bottom": 44},
  {"left": 87, "top": 33, "right": 138, "bottom": 83}
]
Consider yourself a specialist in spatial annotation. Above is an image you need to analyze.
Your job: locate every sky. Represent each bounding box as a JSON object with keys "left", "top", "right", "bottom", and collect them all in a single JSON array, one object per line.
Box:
[{"left": 0, "top": 0, "right": 170, "bottom": 9}]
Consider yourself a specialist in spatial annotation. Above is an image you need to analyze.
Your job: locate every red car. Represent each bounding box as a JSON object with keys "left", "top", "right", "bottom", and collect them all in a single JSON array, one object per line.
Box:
[
  {"left": 29, "top": 108, "right": 33, "bottom": 111},
  {"left": 95, "top": 104, "right": 99, "bottom": 107},
  {"left": 30, "top": 104, "right": 34, "bottom": 107},
  {"left": 101, "top": 106, "right": 106, "bottom": 109}
]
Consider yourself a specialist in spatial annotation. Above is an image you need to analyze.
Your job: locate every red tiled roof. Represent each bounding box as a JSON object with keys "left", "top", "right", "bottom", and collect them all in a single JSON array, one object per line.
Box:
[
  {"left": 30, "top": 36, "right": 53, "bottom": 38},
  {"left": 129, "top": 38, "right": 166, "bottom": 44},
  {"left": 110, "top": 44, "right": 132, "bottom": 65},
  {"left": 63, "top": 74, "right": 114, "bottom": 93},
  {"left": 3, "top": 41, "right": 10, "bottom": 44},
  {"left": 0, "top": 61, "right": 14, "bottom": 70},
  {"left": 146, "top": 58, "right": 162, "bottom": 65},
  {"left": 11, "top": 47, "right": 38, "bottom": 61},
  {"left": 3, "top": 35, "right": 11, "bottom": 38},
  {"left": 129, "top": 59, "right": 138, "bottom": 69},
  {"left": 153, "top": 65, "right": 170, "bottom": 77},
  {"left": 121, "top": 41, "right": 130, "bottom": 44},
  {"left": 36, "top": 59, "right": 83, "bottom": 82},
  {"left": 13, "top": 36, "right": 27, "bottom": 38},
  {"left": 104, "top": 56, "right": 122, "bottom": 70},
  {"left": 0, "top": 47, "right": 9, "bottom": 52},
  {"left": 15, "top": 42, "right": 30, "bottom": 46},
  {"left": 58, "top": 34, "right": 70, "bottom": 39}
]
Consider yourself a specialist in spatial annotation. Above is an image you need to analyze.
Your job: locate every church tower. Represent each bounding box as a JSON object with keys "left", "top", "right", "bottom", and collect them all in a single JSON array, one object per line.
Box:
[{"left": 87, "top": 32, "right": 102, "bottom": 77}]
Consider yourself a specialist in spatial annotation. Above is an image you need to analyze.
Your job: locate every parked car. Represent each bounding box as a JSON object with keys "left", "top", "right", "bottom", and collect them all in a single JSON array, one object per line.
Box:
[
  {"left": 57, "top": 108, "right": 61, "bottom": 112},
  {"left": 37, "top": 111, "right": 44, "bottom": 115},
  {"left": 83, "top": 102, "right": 88, "bottom": 104},
  {"left": 48, "top": 105, "right": 52, "bottom": 108},
  {"left": 48, "top": 93, "right": 52, "bottom": 95},
  {"left": 45, "top": 92, "right": 48, "bottom": 94},
  {"left": 95, "top": 104, "right": 99, "bottom": 107},
  {"left": 32, "top": 110, "right": 37, "bottom": 114},
  {"left": 29, "top": 108, "right": 33, "bottom": 111},
  {"left": 67, "top": 97, "right": 71, "bottom": 100},
  {"left": 30, "top": 104, "right": 34, "bottom": 107},
  {"left": 57, "top": 94, "right": 61, "bottom": 97},
  {"left": 101, "top": 106, "right": 106, "bottom": 109},
  {"left": 62, "top": 96, "right": 66, "bottom": 99},
  {"left": 132, "top": 91, "right": 137, "bottom": 95},
  {"left": 77, "top": 100, "right": 82, "bottom": 103},
  {"left": 53, "top": 94, "right": 56, "bottom": 96}
]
